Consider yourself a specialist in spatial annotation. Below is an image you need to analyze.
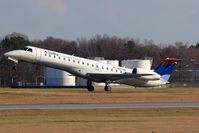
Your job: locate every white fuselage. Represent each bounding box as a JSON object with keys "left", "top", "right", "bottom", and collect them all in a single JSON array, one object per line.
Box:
[{"left": 5, "top": 46, "right": 166, "bottom": 87}]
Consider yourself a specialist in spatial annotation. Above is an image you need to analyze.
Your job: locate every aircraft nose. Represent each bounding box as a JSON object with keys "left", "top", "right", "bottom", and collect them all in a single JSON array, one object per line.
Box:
[
  {"left": 4, "top": 51, "right": 15, "bottom": 57},
  {"left": 4, "top": 50, "right": 21, "bottom": 58}
]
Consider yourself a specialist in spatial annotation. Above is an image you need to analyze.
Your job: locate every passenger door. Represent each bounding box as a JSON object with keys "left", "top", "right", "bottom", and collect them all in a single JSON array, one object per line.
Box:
[{"left": 36, "top": 48, "right": 41, "bottom": 61}]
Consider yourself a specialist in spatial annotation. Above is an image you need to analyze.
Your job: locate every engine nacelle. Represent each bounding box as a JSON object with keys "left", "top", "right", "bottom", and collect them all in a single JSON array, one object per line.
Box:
[{"left": 132, "top": 68, "right": 160, "bottom": 80}]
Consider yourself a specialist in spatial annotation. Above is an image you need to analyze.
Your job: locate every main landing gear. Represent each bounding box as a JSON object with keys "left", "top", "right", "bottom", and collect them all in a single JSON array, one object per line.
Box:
[
  {"left": 104, "top": 82, "right": 111, "bottom": 92},
  {"left": 87, "top": 80, "right": 112, "bottom": 92},
  {"left": 87, "top": 80, "right": 95, "bottom": 92}
]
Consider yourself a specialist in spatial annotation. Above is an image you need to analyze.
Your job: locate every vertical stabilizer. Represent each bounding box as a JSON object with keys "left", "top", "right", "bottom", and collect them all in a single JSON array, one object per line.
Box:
[{"left": 154, "top": 58, "right": 181, "bottom": 81}]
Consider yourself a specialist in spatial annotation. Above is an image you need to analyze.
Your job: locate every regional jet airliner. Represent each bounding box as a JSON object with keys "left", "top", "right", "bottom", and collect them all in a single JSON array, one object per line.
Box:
[{"left": 4, "top": 46, "right": 180, "bottom": 91}]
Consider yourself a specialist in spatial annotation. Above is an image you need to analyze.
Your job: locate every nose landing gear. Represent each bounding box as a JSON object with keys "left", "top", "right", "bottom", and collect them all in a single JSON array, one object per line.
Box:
[{"left": 12, "top": 64, "right": 17, "bottom": 70}]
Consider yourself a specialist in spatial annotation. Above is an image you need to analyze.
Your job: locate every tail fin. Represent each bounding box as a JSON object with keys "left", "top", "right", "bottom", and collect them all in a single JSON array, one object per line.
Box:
[{"left": 154, "top": 58, "right": 181, "bottom": 81}]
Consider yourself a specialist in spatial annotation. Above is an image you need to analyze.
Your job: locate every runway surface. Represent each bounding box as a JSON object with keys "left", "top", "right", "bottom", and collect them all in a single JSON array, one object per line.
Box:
[{"left": 0, "top": 102, "right": 199, "bottom": 110}]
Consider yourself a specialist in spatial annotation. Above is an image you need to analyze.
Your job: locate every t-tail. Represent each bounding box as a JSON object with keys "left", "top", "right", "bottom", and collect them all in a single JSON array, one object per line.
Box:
[{"left": 154, "top": 58, "right": 181, "bottom": 82}]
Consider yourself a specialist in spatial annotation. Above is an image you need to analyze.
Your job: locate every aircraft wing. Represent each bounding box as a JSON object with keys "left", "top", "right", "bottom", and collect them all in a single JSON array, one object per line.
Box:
[{"left": 87, "top": 73, "right": 152, "bottom": 82}]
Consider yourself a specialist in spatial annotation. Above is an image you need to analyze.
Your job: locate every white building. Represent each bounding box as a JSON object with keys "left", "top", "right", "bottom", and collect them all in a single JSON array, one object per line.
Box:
[{"left": 44, "top": 67, "right": 76, "bottom": 86}]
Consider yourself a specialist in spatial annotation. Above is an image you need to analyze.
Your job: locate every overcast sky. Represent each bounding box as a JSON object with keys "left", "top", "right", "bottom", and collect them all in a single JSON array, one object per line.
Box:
[{"left": 0, "top": 0, "right": 199, "bottom": 44}]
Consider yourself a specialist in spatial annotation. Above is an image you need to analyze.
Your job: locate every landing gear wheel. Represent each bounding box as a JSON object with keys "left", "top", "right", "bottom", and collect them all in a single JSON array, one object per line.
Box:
[
  {"left": 87, "top": 80, "right": 95, "bottom": 92},
  {"left": 104, "top": 86, "right": 111, "bottom": 92},
  {"left": 87, "top": 86, "right": 95, "bottom": 92}
]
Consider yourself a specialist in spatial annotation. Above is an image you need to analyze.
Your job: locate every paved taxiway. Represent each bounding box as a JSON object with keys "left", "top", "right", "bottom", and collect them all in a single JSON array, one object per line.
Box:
[{"left": 0, "top": 102, "right": 199, "bottom": 110}]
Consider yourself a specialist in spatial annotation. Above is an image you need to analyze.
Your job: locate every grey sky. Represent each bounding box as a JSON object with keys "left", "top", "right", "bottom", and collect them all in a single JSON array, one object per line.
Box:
[{"left": 0, "top": 0, "right": 198, "bottom": 44}]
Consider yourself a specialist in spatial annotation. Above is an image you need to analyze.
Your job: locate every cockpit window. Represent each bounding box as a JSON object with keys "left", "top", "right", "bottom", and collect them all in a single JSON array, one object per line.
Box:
[
  {"left": 24, "top": 47, "right": 28, "bottom": 51},
  {"left": 24, "top": 47, "right": 32, "bottom": 52}
]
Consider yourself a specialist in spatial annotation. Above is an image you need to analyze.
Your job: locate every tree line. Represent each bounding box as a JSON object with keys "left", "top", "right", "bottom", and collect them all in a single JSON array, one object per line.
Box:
[{"left": 0, "top": 33, "right": 198, "bottom": 86}]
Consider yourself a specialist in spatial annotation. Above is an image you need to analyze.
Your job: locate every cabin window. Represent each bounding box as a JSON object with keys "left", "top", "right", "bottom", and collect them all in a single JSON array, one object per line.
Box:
[
  {"left": 96, "top": 65, "right": 99, "bottom": 68},
  {"left": 49, "top": 55, "right": 51, "bottom": 57},
  {"left": 73, "top": 60, "right": 75, "bottom": 63},
  {"left": 102, "top": 66, "right": 104, "bottom": 69},
  {"left": 63, "top": 58, "right": 65, "bottom": 60},
  {"left": 59, "top": 57, "right": 61, "bottom": 59},
  {"left": 87, "top": 63, "right": 89, "bottom": 66},
  {"left": 111, "top": 68, "right": 113, "bottom": 71},
  {"left": 68, "top": 59, "right": 70, "bottom": 62},
  {"left": 82, "top": 62, "right": 84, "bottom": 65},
  {"left": 107, "top": 67, "right": 109, "bottom": 70},
  {"left": 54, "top": 55, "right": 56, "bottom": 58}
]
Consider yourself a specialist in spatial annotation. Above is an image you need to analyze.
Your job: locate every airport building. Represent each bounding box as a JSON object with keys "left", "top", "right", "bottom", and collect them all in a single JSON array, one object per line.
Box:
[
  {"left": 121, "top": 59, "right": 152, "bottom": 70},
  {"left": 44, "top": 67, "right": 76, "bottom": 86}
]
